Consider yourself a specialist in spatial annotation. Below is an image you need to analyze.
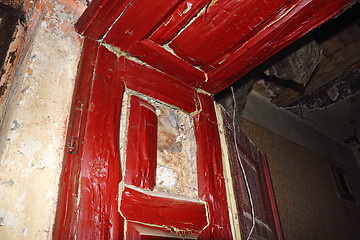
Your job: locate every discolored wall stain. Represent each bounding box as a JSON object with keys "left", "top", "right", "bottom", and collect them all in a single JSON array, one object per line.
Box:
[
  {"left": 154, "top": 103, "right": 198, "bottom": 199},
  {"left": 120, "top": 91, "right": 198, "bottom": 199}
]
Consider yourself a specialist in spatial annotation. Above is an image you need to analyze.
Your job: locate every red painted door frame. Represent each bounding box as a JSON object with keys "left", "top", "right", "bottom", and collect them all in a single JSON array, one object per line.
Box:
[{"left": 53, "top": 38, "right": 233, "bottom": 239}]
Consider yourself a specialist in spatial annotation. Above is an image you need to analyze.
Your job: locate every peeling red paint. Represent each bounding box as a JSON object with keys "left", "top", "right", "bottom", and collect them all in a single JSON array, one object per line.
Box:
[
  {"left": 53, "top": 38, "right": 99, "bottom": 240},
  {"left": 149, "top": 0, "right": 209, "bottom": 45},
  {"left": 120, "top": 186, "right": 208, "bottom": 234},
  {"left": 194, "top": 93, "right": 233, "bottom": 240},
  {"left": 125, "top": 95, "right": 158, "bottom": 190},
  {"left": 126, "top": 221, "right": 200, "bottom": 239}
]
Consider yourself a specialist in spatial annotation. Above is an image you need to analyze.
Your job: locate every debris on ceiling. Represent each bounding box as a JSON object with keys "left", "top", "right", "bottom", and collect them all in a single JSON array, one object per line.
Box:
[
  {"left": 256, "top": 3, "right": 360, "bottom": 147},
  {"left": 264, "top": 35, "right": 322, "bottom": 86},
  {"left": 217, "top": 2, "right": 360, "bottom": 148}
]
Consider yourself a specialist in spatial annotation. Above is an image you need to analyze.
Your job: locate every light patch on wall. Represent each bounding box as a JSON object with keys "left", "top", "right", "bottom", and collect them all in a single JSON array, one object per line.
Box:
[
  {"left": 41, "top": 142, "right": 58, "bottom": 169},
  {"left": 15, "top": 193, "right": 26, "bottom": 213},
  {"left": 156, "top": 165, "right": 178, "bottom": 188},
  {"left": 19, "top": 140, "right": 42, "bottom": 177},
  {"left": 0, "top": 185, "right": 4, "bottom": 200},
  {"left": 0, "top": 208, "right": 18, "bottom": 228}
]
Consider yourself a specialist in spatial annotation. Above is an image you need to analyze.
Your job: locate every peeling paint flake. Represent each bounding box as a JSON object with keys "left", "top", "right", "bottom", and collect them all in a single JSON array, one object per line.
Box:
[{"left": 183, "top": 2, "right": 193, "bottom": 15}]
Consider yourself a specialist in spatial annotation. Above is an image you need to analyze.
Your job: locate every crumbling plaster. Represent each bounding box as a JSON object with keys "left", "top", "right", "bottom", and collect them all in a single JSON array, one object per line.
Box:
[
  {"left": 0, "top": 0, "right": 86, "bottom": 238},
  {"left": 242, "top": 90, "right": 359, "bottom": 169}
]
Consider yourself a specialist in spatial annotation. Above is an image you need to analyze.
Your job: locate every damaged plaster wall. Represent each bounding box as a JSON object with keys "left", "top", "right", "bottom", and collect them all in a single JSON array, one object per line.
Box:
[
  {"left": 241, "top": 118, "right": 360, "bottom": 239},
  {"left": 0, "top": 0, "right": 49, "bottom": 131},
  {"left": 242, "top": 90, "right": 359, "bottom": 169},
  {"left": 0, "top": 0, "right": 86, "bottom": 238}
]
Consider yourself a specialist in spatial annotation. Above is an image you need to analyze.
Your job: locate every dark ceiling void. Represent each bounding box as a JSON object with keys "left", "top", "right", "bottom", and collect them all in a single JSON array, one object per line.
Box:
[
  {"left": 216, "top": 2, "right": 360, "bottom": 148},
  {"left": 0, "top": 3, "right": 22, "bottom": 97},
  {"left": 0, "top": 2, "right": 25, "bottom": 106},
  {"left": 257, "top": 2, "right": 360, "bottom": 108}
]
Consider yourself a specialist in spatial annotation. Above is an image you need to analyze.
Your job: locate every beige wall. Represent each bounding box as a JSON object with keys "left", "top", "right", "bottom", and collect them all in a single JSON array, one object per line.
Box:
[
  {"left": 0, "top": 0, "right": 86, "bottom": 238},
  {"left": 241, "top": 119, "right": 360, "bottom": 239}
]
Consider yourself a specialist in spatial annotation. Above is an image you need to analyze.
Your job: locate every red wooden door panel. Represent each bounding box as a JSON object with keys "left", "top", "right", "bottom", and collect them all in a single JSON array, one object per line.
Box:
[
  {"left": 125, "top": 96, "right": 158, "bottom": 190},
  {"left": 221, "top": 108, "right": 283, "bottom": 240},
  {"left": 120, "top": 186, "right": 208, "bottom": 234},
  {"left": 126, "top": 222, "right": 197, "bottom": 239}
]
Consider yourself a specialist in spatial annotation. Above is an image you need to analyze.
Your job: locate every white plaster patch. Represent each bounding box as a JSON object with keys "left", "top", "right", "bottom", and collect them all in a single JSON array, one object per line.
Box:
[
  {"left": 156, "top": 166, "right": 178, "bottom": 188},
  {"left": 40, "top": 143, "right": 57, "bottom": 169},
  {"left": 0, "top": 186, "right": 4, "bottom": 200},
  {"left": 19, "top": 140, "right": 43, "bottom": 177},
  {"left": 15, "top": 193, "right": 26, "bottom": 213},
  {"left": 19, "top": 140, "right": 42, "bottom": 160},
  {"left": 45, "top": 187, "right": 52, "bottom": 201},
  {"left": 183, "top": 2, "right": 193, "bottom": 14},
  {"left": 0, "top": 208, "right": 18, "bottom": 228}
]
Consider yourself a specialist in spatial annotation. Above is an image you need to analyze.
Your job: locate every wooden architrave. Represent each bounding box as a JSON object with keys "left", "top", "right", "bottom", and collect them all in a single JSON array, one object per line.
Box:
[
  {"left": 194, "top": 93, "right": 233, "bottom": 239},
  {"left": 53, "top": 37, "right": 125, "bottom": 240},
  {"left": 53, "top": 42, "right": 234, "bottom": 239},
  {"left": 120, "top": 186, "right": 208, "bottom": 233}
]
